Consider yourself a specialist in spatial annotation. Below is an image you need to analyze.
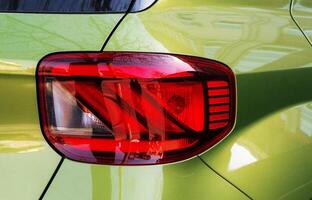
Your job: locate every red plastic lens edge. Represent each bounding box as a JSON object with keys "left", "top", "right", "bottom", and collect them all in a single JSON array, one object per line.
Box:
[{"left": 36, "top": 52, "right": 236, "bottom": 165}]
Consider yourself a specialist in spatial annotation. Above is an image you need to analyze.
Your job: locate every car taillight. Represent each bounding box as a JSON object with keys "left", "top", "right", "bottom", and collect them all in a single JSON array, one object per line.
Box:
[{"left": 37, "top": 52, "right": 236, "bottom": 165}]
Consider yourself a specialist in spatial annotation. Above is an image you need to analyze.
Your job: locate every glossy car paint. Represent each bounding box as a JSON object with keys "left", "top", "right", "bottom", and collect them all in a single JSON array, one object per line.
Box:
[
  {"left": 44, "top": 158, "right": 249, "bottom": 200},
  {"left": 0, "top": 0, "right": 311, "bottom": 199},
  {"left": 0, "top": 13, "right": 123, "bottom": 199},
  {"left": 292, "top": 0, "right": 312, "bottom": 43},
  {"left": 44, "top": 0, "right": 312, "bottom": 199}
]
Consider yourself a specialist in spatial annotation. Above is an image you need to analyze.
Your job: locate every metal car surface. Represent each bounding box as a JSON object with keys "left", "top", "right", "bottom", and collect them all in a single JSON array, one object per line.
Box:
[{"left": 0, "top": 0, "right": 311, "bottom": 199}]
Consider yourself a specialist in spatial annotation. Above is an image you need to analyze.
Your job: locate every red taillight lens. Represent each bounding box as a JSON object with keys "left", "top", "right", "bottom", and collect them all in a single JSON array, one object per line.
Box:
[{"left": 37, "top": 52, "right": 236, "bottom": 165}]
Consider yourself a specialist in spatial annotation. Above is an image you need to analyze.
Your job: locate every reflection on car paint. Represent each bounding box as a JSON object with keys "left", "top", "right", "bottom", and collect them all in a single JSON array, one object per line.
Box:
[
  {"left": 292, "top": 0, "right": 312, "bottom": 44},
  {"left": 109, "top": 166, "right": 163, "bottom": 200},
  {"left": 300, "top": 104, "right": 312, "bottom": 137},
  {"left": 0, "top": 11, "right": 123, "bottom": 199},
  {"left": 0, "top": 59, "right": 34, "bottom": 75},
  {"left": 99, "top": 0, "right": 312, "bottom": 198},
  {"left": 229, "top": 143, "right": 257, "bottom": 171},
  {"left": 281, "top": 103, "right": 312, "bottom": 139},
  {"left": 0, "top": 125, "right": 43, "bottom": 153},
  {"left": 228, "top": 102, "right": 312, "bottom": 172},
  {"left": 0, "top": 0, "right": 156, "bottom": 13},
  {"left": 43, "top": 157, "right": 250, "bottom": 200},
  {"left": 107, "top": 1, "right": 311, "bottom": 74},
  {"left": 0, "top": 14, "right": 121, "bottom": 69}
]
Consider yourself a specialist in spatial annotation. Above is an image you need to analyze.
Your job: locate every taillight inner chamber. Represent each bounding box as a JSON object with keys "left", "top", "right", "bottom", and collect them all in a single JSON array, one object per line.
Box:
[{"left": 37, "top": 52, "right": 235, "bottom": 165}]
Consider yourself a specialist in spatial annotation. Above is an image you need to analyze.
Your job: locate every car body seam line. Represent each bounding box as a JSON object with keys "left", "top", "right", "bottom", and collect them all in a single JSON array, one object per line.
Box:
[
  {"left": 100, "top": 0, "right": 137, "bottom": 51},
  {"left": 198, "top": 156, "right": 254, "bottom": 200},
  {"left": 39, "top": 157, "right": 65, "bottom": 200},
  {"left": 289, "top": 0, "right": 312, "bottom": 46},
  {"left": 39, "top": 1, "right": 137, "bottom": 198}
]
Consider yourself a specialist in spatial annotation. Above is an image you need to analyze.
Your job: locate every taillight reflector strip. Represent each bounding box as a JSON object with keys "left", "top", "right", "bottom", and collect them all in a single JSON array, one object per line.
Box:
[
  {"left": 208, "top": 88, "right": 230, "bottom": 97},
  {"left": 207, "top": 80, "right": 229, "bottom": 88},
  {"left": 37, "top": 52, "right": 236, "bottom": 165},
  {"left": 207, "top": 80, "right": 231, "bottom": 131},
  {"left": 209, "top": 113, "right": 229, "bottom": 121},
  {"left": 209, "top": 121, "right": 229, "bottom": 130},
  {"left": 209, "top": 97, "right": 230, "bottom": 105}
]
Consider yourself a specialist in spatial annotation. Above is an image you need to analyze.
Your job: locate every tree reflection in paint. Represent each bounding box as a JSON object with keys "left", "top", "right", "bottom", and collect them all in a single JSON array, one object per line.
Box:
[{"left": 0, "top": 0, "right": 132, "bottom": 12}]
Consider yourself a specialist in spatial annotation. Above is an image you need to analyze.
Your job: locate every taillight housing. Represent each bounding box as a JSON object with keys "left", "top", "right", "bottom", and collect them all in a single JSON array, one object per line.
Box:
[{"left": 37, "top": 52, "right": 236, "bottom": 165}]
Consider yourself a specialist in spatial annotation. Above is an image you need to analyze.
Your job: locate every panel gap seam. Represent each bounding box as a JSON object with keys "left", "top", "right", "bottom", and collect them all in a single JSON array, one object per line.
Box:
[
  {"left": 100, "top": 0, "right": 137, "bottom": 51},
  {"left": 39, "top": 157, "right": 65, "bottom": 200},
  {"left": 289, "top": 0, "right": 312, "bottom": 46},
  {"left": 197, "top": 156, "right": 254, "bottom": 200}
]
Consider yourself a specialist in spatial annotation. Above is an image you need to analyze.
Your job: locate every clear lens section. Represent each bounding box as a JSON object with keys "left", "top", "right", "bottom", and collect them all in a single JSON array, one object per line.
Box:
[
  {"left": 49, "top": 80, "right": 109, "bottom": 136},
  {"left": 37, "top": 52, "right": 235, "bottom": 165}
]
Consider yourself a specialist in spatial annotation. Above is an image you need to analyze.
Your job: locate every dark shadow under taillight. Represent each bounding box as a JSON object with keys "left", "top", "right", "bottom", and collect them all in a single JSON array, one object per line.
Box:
[{"left": 36, "top": 52, "right": 236, "bottom": 165}]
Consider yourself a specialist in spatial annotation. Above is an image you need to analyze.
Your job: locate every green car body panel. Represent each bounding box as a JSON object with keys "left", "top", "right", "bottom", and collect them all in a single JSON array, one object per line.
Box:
[
  {"left": 44, "top": 158, "right": 249, "bottom": 200},
  {"left": 0, "top": 0, "right": 312, "bottom": 199},
  {"left": 292, "top": 0, "right": 312, "bottom": 43},
  {"left": 0, "top": 13, "right": 123, "bottom": 199}
]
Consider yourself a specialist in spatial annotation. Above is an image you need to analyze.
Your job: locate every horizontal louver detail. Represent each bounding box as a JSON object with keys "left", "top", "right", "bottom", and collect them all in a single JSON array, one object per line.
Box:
[{"left": 207, "top": 81, "right": 231, "bottom": 130}]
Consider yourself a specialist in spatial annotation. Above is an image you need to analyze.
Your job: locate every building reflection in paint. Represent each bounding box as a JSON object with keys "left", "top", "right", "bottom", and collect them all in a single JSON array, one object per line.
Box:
[
  {"left": 109, "top": 166, "right": 163, "bottom": 200},
  {"left": 228, "top": 101, "right": 312, "bottom": 171}
]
